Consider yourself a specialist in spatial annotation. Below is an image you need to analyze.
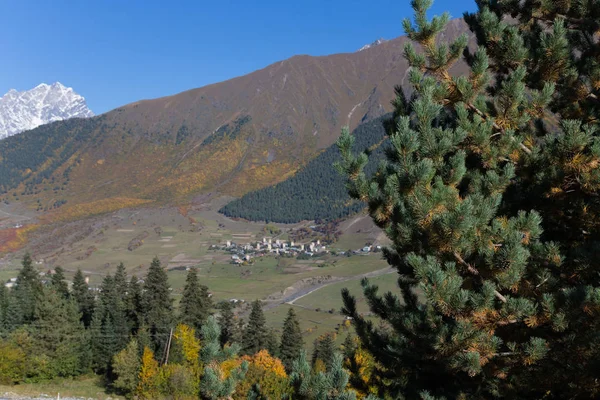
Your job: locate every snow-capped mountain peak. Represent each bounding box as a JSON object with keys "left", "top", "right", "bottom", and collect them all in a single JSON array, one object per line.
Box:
[
  {"left": 0, "top": 82, "right": 94, "bottom": 140},
  {"left": 358, "top": 38, "right": 388, "bottom": 52}
]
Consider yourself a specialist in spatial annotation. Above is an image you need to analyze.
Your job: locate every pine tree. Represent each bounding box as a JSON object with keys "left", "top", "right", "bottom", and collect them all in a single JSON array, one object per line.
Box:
[
  {"left": 13, "top": 253, "right": 42, "bottom": 323},
  {"left": 199, "top": 315, "right": 248, "bottom": 400},
  {"left": 291, "top": 351, "right": 358, "bottom": 400},
  {"left": 142, "top": 257, "right": 173, "bottom": 356},
  {"left": 179, "top": 268, "right": 212, "bottom": 331},
  {"left": 243, "top": 300, "right": 268, "bottom": 355},
  {"left": 279, "top": 308, "right": 304, "bottom": 372},
  {"left": 72, "top": 269, "right": 94, "bottom": 327},
  {"left": 217, "top": 301, "right": 237, "bottom": 347},
  {"left": 50, "top": 266, "right": 69, "bottom": 300},
  {"left": 337, "top": 0, "right": 600, "bottom": 398}
]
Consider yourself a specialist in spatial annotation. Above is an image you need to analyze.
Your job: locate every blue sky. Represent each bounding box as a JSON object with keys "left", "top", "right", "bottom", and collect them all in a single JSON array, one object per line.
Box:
[{"left": 0, "top": 0, "right": 476, "bottom": 114}]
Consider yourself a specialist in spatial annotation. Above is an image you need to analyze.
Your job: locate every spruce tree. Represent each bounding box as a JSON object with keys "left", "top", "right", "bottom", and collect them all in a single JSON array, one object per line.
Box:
[
  {"left": 179, "top": 268, "right": 212, "bottom": 331},
  {"left": 13, "top": 253, "right": 42, "bottom": 323},
  {"left": 50, "top": 266, "right": 69, "bottom": 300},
  {"left": 311, "top": 333, "right": 336, "bottom": 371},
  {"left": 242, "top": 300, "right": 268, "bottom": 355},
  {"left": 125, "top": 275, "right": 143, "bottom": 334},
  {"left": 279, "top": 308, "right": 304, "bottom": 372},
  {"left": 31, "top": 287, "right": 89, "bottom": 378},
  {"left": 337, "top": 0, "right": 600, "bottom": 398},
  {"left": 142, "top": 257, "right": 173, "bottom": 355},
  {"left": 113, "top": 262, "right": 128, "bottom": 295},
  {"left": 72, "top": 269, "right": 94, "bottom": 327},
  {"left": 91, "top": 274, "right": 130, "bottom": 373},
  {"left": 218, "top": 301, "right": 237, "bottom": 346}
]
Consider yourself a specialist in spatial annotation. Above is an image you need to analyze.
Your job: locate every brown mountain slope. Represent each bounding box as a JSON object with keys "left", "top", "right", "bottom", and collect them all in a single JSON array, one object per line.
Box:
[{"left": 0, "top": 19, "right": 469, "bottom": 220}]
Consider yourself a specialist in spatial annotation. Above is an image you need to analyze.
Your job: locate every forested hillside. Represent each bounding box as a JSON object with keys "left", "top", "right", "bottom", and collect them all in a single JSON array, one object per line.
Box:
[{"left": 219, "top": 114, "right": 391, "bottom": 223}]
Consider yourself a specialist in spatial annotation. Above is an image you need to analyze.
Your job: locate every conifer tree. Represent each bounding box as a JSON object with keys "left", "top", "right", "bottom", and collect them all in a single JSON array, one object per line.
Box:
[
  {"left": 72, "top": 269, "right": 94, "bottom": 327},
  {"left": 142, "top": 257, "right": 173, "bottom": 355},
  {"left": 337, "top": 0, "right": 600, "bottom": 398},
  {"left": 13, "top": 253, "right": 42, "bottom": 323},
  {"left": 311, "top": 333, "right": 336, "bottom": 371},
  {"left": 179, "top": 268, "right": 212, "bottom": 331},
  {"left": 291, "top": 351, "right": 358, "bottom": 400},
  {"left": 91, "top": 274, "right": 130, "bottom": 373},
  {"left": 200, "top": 316, "right": 248, "bottom": 400},
  {"left": 113, "top": 262, "right": 128, "bottom": 295},
  {"left": 279, "top": 308, "right": 304, "bottom": 372},
  {"left": 243, "top": 300, "right": 268, "bottom": 355},
  {"left": 125, "top": 275, "right": 143, "bottom": 334},
  {"left": 217, "top": 301, "right": 237, "bottom": 347},
  {"left": 31, "top": 287, "right": 89, "bottom": 378},
  {"left": 50, "top": 266, "right": 69, "bottom": 300}
]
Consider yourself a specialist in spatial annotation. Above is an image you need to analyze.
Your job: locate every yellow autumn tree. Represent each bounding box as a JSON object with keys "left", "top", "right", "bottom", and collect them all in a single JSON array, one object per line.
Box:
[
  {"left": 233, "top": 350, "right": 291, "bottom": 400},
  {"left": 172, "top": 324, "right": 201, "bottom": 368},
  {"left": 136, "top": 347, "right": 160, "bottom": 399}
]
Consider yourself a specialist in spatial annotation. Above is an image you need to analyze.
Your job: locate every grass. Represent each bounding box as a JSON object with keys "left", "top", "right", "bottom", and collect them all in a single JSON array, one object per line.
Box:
[
  {"left": 294, "top": 273, "right": 399, "bottom": 313},
  {"left": 0, "top": 375, "right": 121, "bottom": 399}
]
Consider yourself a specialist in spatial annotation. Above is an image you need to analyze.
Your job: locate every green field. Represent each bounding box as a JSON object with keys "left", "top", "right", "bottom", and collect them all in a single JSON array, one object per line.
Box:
[{"left": 1, "top": 200, "right": 391, "bottom": 351}]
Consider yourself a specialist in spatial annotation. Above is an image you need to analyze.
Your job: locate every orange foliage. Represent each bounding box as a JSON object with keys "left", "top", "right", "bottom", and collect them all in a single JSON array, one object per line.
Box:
[
  {"left": 241, "top": 350, "right": 287, "bottom": 378},
  {"left": 0, "top": 224, "right": 38, "bottom": 253}
]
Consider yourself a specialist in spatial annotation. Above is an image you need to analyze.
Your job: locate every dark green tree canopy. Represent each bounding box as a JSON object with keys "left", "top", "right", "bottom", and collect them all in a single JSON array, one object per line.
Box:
[
  {"left": 279, "top": 308, "right": 304, "bottom": 371},
  {"left": 242, "top": 300, "right": 268, "bottom": 355},
  {"left": 179, "top": 268, "right": 212, "bottom": 331},
  {"left": 337, "top": 0, "right": 600, "bottom": 398}
]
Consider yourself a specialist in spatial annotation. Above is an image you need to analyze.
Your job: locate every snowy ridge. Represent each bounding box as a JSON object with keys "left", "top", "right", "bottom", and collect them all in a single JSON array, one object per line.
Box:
[
  {"left": 0, "top": 82, "right": 94, "bottom": 140},
  {"left": 358, "top": 38, "right": 388, "bottom": 52}
]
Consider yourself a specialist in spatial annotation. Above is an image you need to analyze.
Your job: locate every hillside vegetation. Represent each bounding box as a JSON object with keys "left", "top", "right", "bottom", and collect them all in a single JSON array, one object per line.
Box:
[
  {"left": 0, "top": 20, "right": 469, "bottom": 222},
  {"left": 220, "top": 114, "right": 391, "bottom": 223}
]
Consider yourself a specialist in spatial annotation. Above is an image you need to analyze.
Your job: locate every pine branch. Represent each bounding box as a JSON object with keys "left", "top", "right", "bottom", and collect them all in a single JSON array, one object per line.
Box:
[
  {"left": 453, "top": 251, "right": 508, "bottom": 303},
  {"left": 467, "top": 103, "right": 533, "bottom": 155}
]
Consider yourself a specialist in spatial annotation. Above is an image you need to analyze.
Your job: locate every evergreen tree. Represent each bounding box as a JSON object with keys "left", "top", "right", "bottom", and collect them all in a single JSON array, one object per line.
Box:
[
  {"left": 50, "top": 266, "right": 69, "bottom": 300},
  {"left": 113, "top": 262, "right": 128, "bottom": 295},
  {"left": 217, "top": 301, "right": 237, "bottom": 347},
  {"left": 265, "top": 328, "right": 279, "bottom": 358},
  {"left": 291, "top": 351, "right": 358, "bottom": 400},
  {"left": 72, "top": 269, "right": 94, "bottom": 327},
  {"left": 243, "top": 300, "right": 268, "bottom": 355},
  {"left": 13, "top": 253, "right": 42, "bottom": 323},
  {"left": 337, "top": 0, "right": 600, "bottom": 398},
  {"left": 200, "top": 316, "right": 248, "bottom": 400},
  {"left": 341, "top": 333, "right": 356, "bottom": 361},
  {"left": 125, "top": 275, "right": 143, "bottom": 334},
  {"left": 179, "top": 268, "right": 212, "bottom": 331},
  {"left": 142, "top": 257, "right": 173, "bottom": 355},
  {"left": 31, "top": 287, "right": 89, "bottom": 378},
  {"left": 91, "top": 274, "right": 130, "bottom": 374},
  {"left": 279, "top": 308, "right": 304, "bottom": 372},
  {"left": 312, "top": 333, "right": 336, "bottom": 371}
]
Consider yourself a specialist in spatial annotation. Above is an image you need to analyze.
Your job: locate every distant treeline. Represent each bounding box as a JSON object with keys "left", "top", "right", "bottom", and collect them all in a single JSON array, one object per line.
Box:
[{"left": 219, "top": 114, "right": 392, "bottom": 223}]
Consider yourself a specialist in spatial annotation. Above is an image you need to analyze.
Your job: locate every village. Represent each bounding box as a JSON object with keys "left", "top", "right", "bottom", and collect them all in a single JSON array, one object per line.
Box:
[{"left": 211, "top": 236, "right": 380, "bottom": 266}]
